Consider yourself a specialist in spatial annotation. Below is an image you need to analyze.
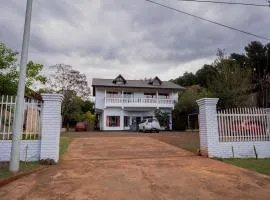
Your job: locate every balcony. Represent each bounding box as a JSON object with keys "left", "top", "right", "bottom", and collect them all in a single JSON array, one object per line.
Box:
[{"left": 105, "top": 97, "right": 175, "bottom": 108}]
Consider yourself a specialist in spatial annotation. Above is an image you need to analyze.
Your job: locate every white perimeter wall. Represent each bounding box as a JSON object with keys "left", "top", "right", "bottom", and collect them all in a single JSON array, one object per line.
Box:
[
  {"left": 0, "top": 93, "right": 63, "bottom": 162},
  {"left": 197, "top": 98, "right": 270, "bottom": 158},
  {"left": 209, "top": 141, "right": 270, "bottom": 158},
  {"left": 0, "top": 140, "right": 40, "bottom": 161}
]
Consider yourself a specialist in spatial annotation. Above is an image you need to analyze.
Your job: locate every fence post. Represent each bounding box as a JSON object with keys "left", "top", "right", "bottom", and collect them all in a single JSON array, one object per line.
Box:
[
  {"left": 266, "top": 108, "right": 270, "bottom": 136},
  {"left": 40, "top": 94, "right": 63, "bottom": 162},
  {"left": 196, "top": 98, "right": 219, "bottom": 157}
]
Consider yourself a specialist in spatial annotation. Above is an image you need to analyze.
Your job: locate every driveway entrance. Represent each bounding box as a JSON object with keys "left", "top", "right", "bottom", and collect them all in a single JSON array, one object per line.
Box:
[{"left": 1, "top": 133, "right": 270, "bottom": 199}]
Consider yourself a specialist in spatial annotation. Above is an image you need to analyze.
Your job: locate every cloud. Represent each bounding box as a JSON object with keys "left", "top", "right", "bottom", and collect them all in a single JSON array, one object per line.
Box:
[{"left": 0, "top": 0, "right": 269, "bottom": 85}]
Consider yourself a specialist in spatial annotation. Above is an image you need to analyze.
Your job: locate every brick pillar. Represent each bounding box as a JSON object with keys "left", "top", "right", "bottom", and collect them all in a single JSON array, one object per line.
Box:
[
  {"left": 40, "top": 94, "right": 63, "bottom": 162},
  {"left": 196, "top": 98, "right": 219, "bottom": 157}
]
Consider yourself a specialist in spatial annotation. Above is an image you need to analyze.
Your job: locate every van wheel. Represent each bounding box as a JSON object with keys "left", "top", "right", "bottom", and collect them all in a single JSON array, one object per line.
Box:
[{"left": 156, "top": 130, "right": 159, "bottom": 133}]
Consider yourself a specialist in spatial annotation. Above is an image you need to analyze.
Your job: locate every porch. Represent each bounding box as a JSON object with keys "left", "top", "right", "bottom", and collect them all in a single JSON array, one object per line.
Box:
[
  {"left": 105, "top": 97, "right": 175, "bottom": 108},
  {"left": 97, "top": 108, "right": 172, "bottom": 131}
]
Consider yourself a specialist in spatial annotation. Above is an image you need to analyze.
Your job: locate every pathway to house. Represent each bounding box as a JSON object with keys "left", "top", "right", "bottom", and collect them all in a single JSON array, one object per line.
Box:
[{"left": 1, "top": 133, "right": 270, "bottom": 199}]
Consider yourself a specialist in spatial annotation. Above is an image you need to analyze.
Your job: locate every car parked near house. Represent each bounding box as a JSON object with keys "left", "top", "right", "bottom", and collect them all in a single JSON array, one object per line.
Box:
[
  {"left": 75, "top": 122, "right": 88, "bottom": 132},
  {"left": 231, "top": 120, "right": 265, "bottom": 134},
  {"left": 138, "top": 118, "right": 160, "bottom": 133}
]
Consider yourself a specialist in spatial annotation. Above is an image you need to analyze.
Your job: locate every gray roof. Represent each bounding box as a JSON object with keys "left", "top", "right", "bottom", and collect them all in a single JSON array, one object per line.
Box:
[{"left": 92, "top": 78, "right": 184, "bottom": 90}]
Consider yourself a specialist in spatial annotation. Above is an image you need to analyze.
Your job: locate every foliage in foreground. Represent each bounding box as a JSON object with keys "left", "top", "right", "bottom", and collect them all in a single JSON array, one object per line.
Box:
[
  {"left": 0, "top": 42, "right": 47, "bottom": 95},
  {"left": 223, "top": 159, "right": 270, "bottom": 176}
]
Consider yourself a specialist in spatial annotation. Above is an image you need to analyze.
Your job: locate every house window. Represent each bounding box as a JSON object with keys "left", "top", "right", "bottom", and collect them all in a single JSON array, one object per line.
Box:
[
  {"left": 106, "top": 116, "right": 120, "bottom": 127},
  {"left": 159, "top": 93, "right": 169, "bottom": 99},
  {"left": 144, "top": 93, "right": 156, "bottom": 98},
  {"left": 124, "top": 116, "right": 130, "bottom": 127},
  {"left": 124, "top": 92, "right": 133, "bottom": 98},
  {"left": 107, "top": 91, "right": 119, "bottom": 98}
]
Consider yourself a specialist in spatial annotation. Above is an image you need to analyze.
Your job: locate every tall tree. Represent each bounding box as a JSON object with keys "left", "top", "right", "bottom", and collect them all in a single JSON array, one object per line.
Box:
[
  {"left": 47, "top": 64, "right": 92, "bottom": 130},
  {"left": 210, "top": 58, "right": 252, "bottom": 108},
  {"left": 230, "top": 53, "right": 247, "bottom": 69},
  {"left": 0, "top": 42, "right": 47, "bottom": 95},
  {"left": 172, "top": 72, "right": 197, "bottom": 87},
  {"left": 195, "top": 64, "right": 218, "bottom": 87},
  {"left": 48, "top": 64, "right": 91, "bottom": 98},
  {"left": 173, "top": 85, "right": 212, "bottom": 130},
  {"left": 245, "top": 41, "right": 267, "bottom": 80}
]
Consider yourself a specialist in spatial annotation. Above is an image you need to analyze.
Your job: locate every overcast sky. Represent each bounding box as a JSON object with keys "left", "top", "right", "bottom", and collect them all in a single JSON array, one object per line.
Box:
[{"left": 0, "top": 0, "right": 269, "bottom": 83}]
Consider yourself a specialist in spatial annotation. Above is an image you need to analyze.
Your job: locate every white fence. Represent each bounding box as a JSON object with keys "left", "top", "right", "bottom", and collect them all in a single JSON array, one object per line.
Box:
[
  {"left": 0, "top": 95, "right": 42, "bottom": 140},
  {"left": 217, "top": 108, "right": 270, "bottom": 142},
  {"left": 197, "top": 98, "right": 270, "bottom": 158},
  {"left": 0, "top": 94, "right": 63, "bottom": 162}
]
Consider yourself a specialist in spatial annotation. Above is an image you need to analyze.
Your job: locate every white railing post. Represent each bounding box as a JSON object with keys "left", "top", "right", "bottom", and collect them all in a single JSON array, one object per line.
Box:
[
  {"left": 266, "top": 108, "right": 270, "bottom": 138},
  {"left": 40, "top": 93, "right": 63, "bottom": 162},
  {"left": 104, "top": 90, "right": 107, "bottom": 108},
  {"left": 196, "top": 98, "right": 219, "bottom": 157},
  {"left": 121, "top": 91, "right": 124, "bottom": 109},
  {"left": 156, "top": 91, "right": 159, "bottom": 109}
]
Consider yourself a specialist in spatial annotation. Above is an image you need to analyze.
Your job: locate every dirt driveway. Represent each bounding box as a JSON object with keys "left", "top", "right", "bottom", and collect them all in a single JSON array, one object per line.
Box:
[{"left": 1, "top": 134, "right": 270, "bottom": 200}]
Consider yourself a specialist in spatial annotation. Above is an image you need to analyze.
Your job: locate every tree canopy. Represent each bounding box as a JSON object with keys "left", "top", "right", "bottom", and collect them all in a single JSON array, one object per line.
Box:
[
  {"left": 45, "top": 64, "right": 93, "bottom": 129},
  {"left": 48, "top": 64, "right": 91, "bottom": 99},
  {"left": 0, "top": 42, "right": 47, "bottom": 95}
]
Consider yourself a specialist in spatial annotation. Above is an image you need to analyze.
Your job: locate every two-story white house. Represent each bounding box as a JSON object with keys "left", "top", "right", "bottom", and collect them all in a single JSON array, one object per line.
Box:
[{"left": 92, "top": 75, "right": 184, "bottom": 131}]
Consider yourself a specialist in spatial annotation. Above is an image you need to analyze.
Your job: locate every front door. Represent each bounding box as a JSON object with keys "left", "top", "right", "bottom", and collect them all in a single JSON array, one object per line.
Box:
[{"left": 130, "top": 116, "right": 141, "bottom": 131}]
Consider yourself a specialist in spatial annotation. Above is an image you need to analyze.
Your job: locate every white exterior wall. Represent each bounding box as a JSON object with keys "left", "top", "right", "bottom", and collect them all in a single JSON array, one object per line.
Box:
[
  {"left": 95, "top": 88, "right": 105, "bottom": 110},
  {"left": 197, "top": 98, "right": 270, "bottom": 158},
  {"left": 0, "top": 140, "right": 40, "bottom": 161}
]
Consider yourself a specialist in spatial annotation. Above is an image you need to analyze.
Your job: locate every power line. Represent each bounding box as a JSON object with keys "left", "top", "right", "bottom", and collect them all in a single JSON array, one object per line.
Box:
[
  {"left": 168, "top": 0, "right": 270, "bottom": 7},
  {"left": 144, "top": 0, "right": 270, "bottom": 41}
]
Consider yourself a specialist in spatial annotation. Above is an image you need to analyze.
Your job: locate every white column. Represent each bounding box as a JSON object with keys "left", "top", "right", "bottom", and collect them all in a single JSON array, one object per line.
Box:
[
  {"left": 120, "top": 109, "right": 124, "bottom": 130},
  {"left": 40, "top": 94, "right": 63, "bottom": 162},
  {"left": 156, "top": 91, "right": 159, "bottom": 109},
  {"left": 196, "top": 98, "right": 219, "bottom": 157},
  {"left": 169, "top": 112, "right": 172, "bottom": 130},
  {"left": 104, "top": 89, "right": 107, "bottom": 108},
  {"left": 122, "top": 90, "right": 124, "bottom": 109},
  {"left": 103, "top": 109, "right": 107, "bottom": 131}
]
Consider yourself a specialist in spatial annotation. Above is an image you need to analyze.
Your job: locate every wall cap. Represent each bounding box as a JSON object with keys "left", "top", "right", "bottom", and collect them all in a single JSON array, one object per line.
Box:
[
  {"left": 41, "top": 93, "right": 64, "bottom": 102},
  {"left": 196, "top": 98, "right": 219, "bottom": 106}
]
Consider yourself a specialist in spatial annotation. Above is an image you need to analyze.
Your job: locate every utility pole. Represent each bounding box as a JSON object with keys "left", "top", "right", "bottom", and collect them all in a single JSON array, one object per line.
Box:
[{"left": 10, "top": 0, "right": 33, "bottom": 172}]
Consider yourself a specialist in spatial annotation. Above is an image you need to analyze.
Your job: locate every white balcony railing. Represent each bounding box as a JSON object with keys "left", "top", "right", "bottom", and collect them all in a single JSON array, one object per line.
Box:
[{"left": 105, "top": 97, "right": 175, "bottom": 108}]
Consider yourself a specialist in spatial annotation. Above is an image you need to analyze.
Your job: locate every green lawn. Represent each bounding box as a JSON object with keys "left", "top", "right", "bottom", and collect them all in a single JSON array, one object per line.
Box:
[
  {"left": 59, "top": 136, "right": 72, "bottom": 159},
  {"left": 223, "top": 159, "right": 270, "bottom": 176},
  {"left": 0, "top": 136, "right": 72, "bottom": 180},
  {"left": 0, "top": 162, "right": 39, "bottom": 179}
]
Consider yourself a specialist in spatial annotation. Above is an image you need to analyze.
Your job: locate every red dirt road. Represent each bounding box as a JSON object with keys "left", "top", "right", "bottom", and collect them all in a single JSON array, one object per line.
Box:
[{"left": 1, "top": 135, "right": 270, "bottom": 200}]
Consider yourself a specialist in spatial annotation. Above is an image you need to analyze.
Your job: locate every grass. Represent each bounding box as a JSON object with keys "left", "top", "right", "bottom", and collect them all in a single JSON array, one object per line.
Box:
[
  {"left": 223, "top": 159, "right": 270, "bottom": 176},
  {"left": 59, "top": 136, "right": 72, "bottom": 159},
  {"left": 151, "top": 132, "right": 270, "bottom": 176},
  {"left": 180, "top": 140, "right": 200, "bottom": 153},
  {"left": 0, "top": 162, "right": 39, "bottom": 180},
  {"left": 151, "top": 132, "right": 200, "bottom": 153},
  {"left": 0, "top": 136, "right": 72, "bottom": 180}
]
